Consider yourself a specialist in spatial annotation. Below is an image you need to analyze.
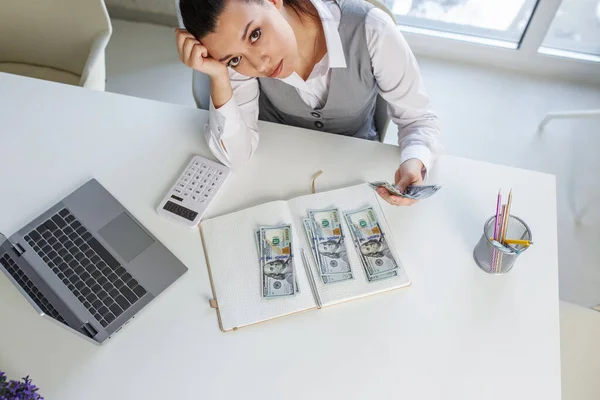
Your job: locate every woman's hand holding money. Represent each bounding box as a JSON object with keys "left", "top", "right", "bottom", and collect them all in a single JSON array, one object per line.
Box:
[{"left": 376, "top": 159, "right": 424, "bottom": 206}]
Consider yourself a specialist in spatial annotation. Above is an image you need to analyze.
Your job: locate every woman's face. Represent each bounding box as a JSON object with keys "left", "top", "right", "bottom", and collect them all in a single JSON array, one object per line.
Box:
[{"left": 201, "top": 0, "right": 298, "bottom": 78}]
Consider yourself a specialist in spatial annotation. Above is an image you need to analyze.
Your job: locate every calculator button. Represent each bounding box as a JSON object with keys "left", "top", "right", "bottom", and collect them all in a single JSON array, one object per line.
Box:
[
  {"left": 208, "top": 167, "right": 216, "bottom": 173},
  {"left": 203, "top": 193, "right": 210, "bottom": 198},
  {"left": 182, "top": 177, "right": 190, "bottom": 183},
  {"left": 202, "top": 179, "right": 209, "bottom": 185},
  {"left": 185, "top": 186, "right": 194, "bottom": 192},
  {"left": 213, "top": 176, "right": 220, "bottom": 182},
  {"left": 194, "top": 189, "right": 202, "bottom": 195},
  {"left": 190, "top": 180, "right": 198, "bottom": 187},
  {"left": 210, "top": 182, "right": 216, "bottom": 187},
  {"left": 191, "top": 195, "right": 199, "bottom": 202},
  {"left": 217, "top": 171, "right": 224, "bottom": 176},
  {"left": 177, "top": 182, "right": 186, "bottom": 189},
  {"left": 206, "top": 173, "right": 213, "bottom": 179},
  {"left": 194, "top": 174, "right": 202, "bottom": 180},
  {"left": 183, "top": 191, "right": 190, "bottom": 198},
  {"left": 207, "top": 187, "right": 213, "bottom": 194},
  {"left": 193, "top": 161, "right": 201, "bottom": 167},
  {"left": 185, "top": 172, "right": 193, "bottom": 178},
  {"left": 201, "top": 165, "right": 208, "bottom": 170},
  {"left": 190, "top": 167, "right": 197, "bottom": 173},
  {"left": 174, "top": 188, "right": 183, "bottom": 194},
  {"left": 200, "top": 198, "right": 207, "bottom": 204}
]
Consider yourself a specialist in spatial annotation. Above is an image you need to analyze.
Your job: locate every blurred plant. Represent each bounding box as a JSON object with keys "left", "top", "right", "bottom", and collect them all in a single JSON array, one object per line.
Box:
[{"left": 0, "top": 371, "right": 44, "bottom": 400}]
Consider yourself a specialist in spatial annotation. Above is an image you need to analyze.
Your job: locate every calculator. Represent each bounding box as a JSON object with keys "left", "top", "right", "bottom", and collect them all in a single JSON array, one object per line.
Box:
[{"left": 157, "top": 155, "right": 231, "bottom": 228}]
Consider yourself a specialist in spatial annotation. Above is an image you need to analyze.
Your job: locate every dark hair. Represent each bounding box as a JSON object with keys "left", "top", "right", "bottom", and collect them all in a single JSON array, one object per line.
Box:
[{"left": 179, "top": 0, "right": 319, "bottom": 40}]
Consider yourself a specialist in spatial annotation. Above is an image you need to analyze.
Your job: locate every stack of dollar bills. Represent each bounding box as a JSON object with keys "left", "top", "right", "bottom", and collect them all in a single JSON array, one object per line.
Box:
[
  {"left": 343, "top": 207, "right": 401, "bottom": 282},
  {"left": 255, "top": 225, "right": 298, "bottom": 298},
  {"left": 302, "top": 208, "right": 354, "bottom": 285},
  {"left": 368, "top": 182, "right": 441, "bottom": 200}
]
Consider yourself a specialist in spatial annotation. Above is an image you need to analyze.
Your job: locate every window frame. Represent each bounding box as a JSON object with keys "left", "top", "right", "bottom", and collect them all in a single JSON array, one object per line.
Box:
[{"left": 395, "top": 0, "right": 600, "bottom": 83}]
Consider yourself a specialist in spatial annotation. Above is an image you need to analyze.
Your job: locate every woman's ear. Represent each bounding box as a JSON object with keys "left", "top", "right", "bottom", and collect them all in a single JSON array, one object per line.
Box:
[{"left": 266, "top": 0, "right": 284, "bottom": 10}]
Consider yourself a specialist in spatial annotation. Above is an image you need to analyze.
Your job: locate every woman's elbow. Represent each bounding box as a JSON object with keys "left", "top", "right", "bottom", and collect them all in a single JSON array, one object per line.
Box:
[{"left": 206, "top": 136, "right": 255, "bottom": 170}]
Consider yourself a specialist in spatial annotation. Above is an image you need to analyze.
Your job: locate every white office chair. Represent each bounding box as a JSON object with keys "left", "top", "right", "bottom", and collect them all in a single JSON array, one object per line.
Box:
[
  {"left": 180, "top": 0, "right": 394, "bottom": 142},
  {"left": 0, "top": 0, "right": 112, "bottom": 91},
  {"left": 537, "top": 109, "right": 600, "bottom": 223}
]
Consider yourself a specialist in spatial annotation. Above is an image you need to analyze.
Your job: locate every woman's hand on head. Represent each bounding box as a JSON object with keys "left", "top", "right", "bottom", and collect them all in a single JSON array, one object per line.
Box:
[
  {"left": 176, "top": 29, "right": 228, "bottom": 79},
  {"left": 376, "top": 158, "right": 424, "bottom": 206}
]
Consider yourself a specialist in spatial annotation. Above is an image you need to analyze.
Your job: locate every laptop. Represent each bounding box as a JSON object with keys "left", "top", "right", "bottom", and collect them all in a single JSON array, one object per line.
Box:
[{"left": 0, "top": 179, "right": 188, "bottom": 344}]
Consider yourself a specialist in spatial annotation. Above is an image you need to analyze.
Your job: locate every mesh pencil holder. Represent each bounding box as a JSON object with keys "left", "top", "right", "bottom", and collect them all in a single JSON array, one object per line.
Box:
[{"left": 473, "top": 215, "right": 532, "bottom": 275}]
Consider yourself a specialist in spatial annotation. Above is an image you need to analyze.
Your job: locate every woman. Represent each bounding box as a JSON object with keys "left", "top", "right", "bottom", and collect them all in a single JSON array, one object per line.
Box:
[{"left": 176, "top": 0, "right": 441, "bottom": 206}]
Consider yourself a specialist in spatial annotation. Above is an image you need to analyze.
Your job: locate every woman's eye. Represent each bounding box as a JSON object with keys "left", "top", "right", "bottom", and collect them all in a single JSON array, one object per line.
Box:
[
  {"left": 249, "top": 28, "right": 261, "bottom": 43},
  {"left": 228, "top": 57, "right": 241, "bottom": 67}
]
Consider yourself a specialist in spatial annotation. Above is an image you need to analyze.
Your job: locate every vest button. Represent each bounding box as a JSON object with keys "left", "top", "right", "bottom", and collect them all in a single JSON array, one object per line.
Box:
[
  {"left": 315, "top": 121, "right": 324, "bottom": 129},
  {"left": 311, "top": 112, "right": 321, "bottom": 118}
]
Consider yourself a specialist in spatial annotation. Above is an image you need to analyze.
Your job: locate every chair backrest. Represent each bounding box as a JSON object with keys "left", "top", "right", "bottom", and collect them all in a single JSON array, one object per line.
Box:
[
  {"left": 364, "top": 0, "right": 396, "bottom": 22},
  {"left": 192, "top": 71, "right": 211, "bottom": 110},
  {"left": 0, "top": 0, "right": 111, "bottom": 75},
  {"left": 364, "top": 0, "right": 395, "bottom": 142},
  {"left": 374, "top": 95, "right": 391, "bottom": 143},
  {"left": 176, "top": 0, "right": 211, "bottom": 110}
]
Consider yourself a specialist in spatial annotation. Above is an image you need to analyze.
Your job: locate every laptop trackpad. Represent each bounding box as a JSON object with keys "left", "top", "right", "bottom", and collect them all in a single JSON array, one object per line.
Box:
[{"left": 98, "top": 213, "right": 154, "bottom": 263}]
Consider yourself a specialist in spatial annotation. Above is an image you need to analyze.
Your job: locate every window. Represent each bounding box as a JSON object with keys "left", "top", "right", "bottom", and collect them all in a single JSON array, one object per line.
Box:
[
  {"left": 539, "top": 0, "right": 600, "bottom": 61},
  {"left": 385, "top": 0, "right": 600, "bottom": 82},
  {"left": 387, "top": 0, "right": 539, "bottom": 47}
]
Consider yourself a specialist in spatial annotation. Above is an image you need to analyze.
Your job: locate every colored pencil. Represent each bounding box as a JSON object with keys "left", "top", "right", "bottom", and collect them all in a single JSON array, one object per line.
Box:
[{"left": 492, "top": 191, "right": 502, "bottom": 272}]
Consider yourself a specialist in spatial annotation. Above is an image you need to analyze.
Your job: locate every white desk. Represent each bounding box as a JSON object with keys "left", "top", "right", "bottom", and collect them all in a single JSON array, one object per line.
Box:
[{"left": 0, "top": 73, "right": 561, "bottom": 399}]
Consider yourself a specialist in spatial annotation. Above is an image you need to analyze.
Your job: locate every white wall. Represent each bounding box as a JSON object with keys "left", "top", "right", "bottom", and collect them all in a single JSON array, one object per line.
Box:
[{"left": 105, "top": 0, "right": 176, "bottom": 15}]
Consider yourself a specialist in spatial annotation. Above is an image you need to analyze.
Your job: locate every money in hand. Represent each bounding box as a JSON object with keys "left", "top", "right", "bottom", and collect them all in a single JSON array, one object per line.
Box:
[
  {"left": 344, "top": 207, "right": 400, "bottom": 282},
  {"left": 258, "top": 225, "right": 296, "bottom": 298},
  {"left": 369, "top": 181, "right": 441, "bottom": 200}
]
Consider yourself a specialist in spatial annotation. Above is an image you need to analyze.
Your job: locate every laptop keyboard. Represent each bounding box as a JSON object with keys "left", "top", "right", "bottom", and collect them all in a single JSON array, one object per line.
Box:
[
  {"left": 23, "top": 208, "right": 147, "bottom": 328},
  {"left": 0, "top": 253, "right": 67, "bottom": 325}
]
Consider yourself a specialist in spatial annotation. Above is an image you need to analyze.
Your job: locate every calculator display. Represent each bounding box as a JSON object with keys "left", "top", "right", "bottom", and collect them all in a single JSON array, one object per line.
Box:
[{"left": 163, "top": 201, "right": 198, "bottom": 221}]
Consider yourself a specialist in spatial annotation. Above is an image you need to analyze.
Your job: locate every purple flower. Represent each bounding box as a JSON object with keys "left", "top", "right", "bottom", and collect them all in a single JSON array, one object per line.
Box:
[{"left": 0, "top": 372, "right": 43, "bottom": 400}]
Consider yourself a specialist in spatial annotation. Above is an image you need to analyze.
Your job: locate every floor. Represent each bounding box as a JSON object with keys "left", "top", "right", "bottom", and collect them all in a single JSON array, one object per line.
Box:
[
  {"left": 560, "top": 300, "right": 600, "bottom": 400},
  {"left": 105, "top": 19, "right": 600, "bottom": 309}
]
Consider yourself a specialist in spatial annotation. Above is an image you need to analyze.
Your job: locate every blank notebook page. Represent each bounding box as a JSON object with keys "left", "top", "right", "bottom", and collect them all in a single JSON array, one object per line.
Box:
[
  {"left": 288, "top": 184, "right": 411, "bottom": 307},
  {"left": 201, "top": 201, "right": 316, "bottom": 331}
]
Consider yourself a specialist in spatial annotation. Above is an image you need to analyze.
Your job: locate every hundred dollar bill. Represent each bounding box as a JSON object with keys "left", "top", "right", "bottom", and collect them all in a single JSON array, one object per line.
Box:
[
  {"left": 344, "top": 207, "right": 399, "bottom": 279},
  {"left": 368, "top": 181, "right": 403, "bottom": 196},
  {"left": 403, "top": 185, "right": 442, "bottom": 200},
  {"left": 366, "top": 269, "right": 399, "bottom": 282},
  {"left": 302, "top": 219, "right": 322, "bottom": 271},
  {"left": 255, "top": 230, "right": 299, "bottom": 293},
  {"left": 302, "top": 218, "right": 353, "bottom": 284},
  {"left": 369, "top": 181, "right": 441, "bottom": 200},
  {"left": 308, "top": 208, "right": 352, "bottom": 275},
  {"left": 259, "top": 225, "right": 296, "bottom": 298},
  {"left": 322, "top": 272, "right": 354, "bottom": 284}
]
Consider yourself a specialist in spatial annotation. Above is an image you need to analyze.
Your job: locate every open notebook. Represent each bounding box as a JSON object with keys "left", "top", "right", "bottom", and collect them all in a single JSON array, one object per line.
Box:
[{"left": 200, "top": 184, "right": 411, "bottom": 331}]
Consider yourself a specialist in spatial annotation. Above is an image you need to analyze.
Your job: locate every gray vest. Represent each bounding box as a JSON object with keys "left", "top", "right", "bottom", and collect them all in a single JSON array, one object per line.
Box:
[{"left": 257, "top": 0, "right": 378, "bottom": 140}]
